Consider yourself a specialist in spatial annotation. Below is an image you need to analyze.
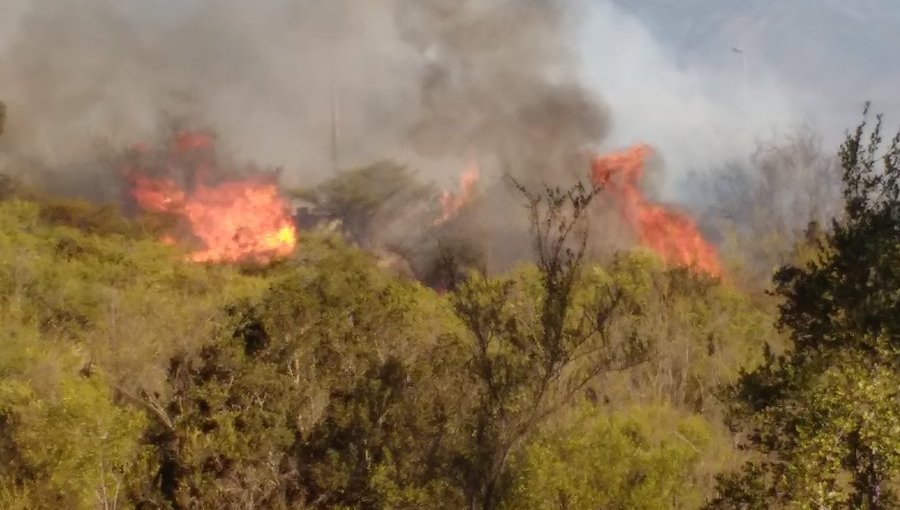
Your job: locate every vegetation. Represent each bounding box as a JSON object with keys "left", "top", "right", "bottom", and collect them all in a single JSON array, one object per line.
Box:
[
  {"left": 693, "top": 127, "right": 843, "bottom": 286},
  {"left": 0, "top": 110, "right": 897, "bottom": 509},
  {"left": 291, "top": 161, "right": 434, "bottom": 250},
  {"left": 707, "top": 106, "right": 900, "bottom": 509},
  {"left": 503, "top": 404, "right": 722, "bottom": 510}
]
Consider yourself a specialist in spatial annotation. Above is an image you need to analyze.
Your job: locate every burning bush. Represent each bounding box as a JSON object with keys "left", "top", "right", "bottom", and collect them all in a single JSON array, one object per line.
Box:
[
  {"left": 123, "top": 131, "right": 297, "bottom": 264},
  {"left": 591, "top": 145, "right": 722, "bottom": 277}
]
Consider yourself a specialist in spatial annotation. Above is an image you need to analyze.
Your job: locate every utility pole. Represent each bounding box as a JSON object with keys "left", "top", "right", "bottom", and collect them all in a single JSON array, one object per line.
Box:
[{"left": 330, "top": 81, "right": 340, "bottom": 173}]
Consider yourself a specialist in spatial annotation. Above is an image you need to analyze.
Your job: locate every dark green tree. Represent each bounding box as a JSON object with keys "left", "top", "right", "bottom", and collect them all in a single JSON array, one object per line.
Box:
[
  {"left": 132, "top": 331, "right": 303, "bottom": 509},
  {"left": 229, "top": 239, "right": 467, "bottom": 509},
  {"left": 708, "top": 106, "right": 900, "bottom": 509}
]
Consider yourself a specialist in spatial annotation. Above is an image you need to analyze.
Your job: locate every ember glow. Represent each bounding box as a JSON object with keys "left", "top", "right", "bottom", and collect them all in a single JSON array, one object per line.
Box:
[
  {"left": 127, "top": 132, "right": 297, "bottom": 264},
  {"left": 591, "top": 145, "right": 722, "bottom": 277},
  {"left": 435, "top": 163, "right": 480, "bottom": 225}
]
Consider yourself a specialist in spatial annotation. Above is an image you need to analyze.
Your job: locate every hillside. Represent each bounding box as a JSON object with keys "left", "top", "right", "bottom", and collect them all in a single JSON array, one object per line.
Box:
[
  {"left": 2, "top": 114, "right": 898, "bottom": 506},
  {"left": 1, "top": 1, "right": 899, "bottom": 507}
]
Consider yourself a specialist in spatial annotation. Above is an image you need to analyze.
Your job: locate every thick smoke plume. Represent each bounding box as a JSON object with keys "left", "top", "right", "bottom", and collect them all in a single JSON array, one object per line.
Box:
[
  {"left": 0, "top": 0, "right": 622, "bottom": 272},
  {"left": 1, "top": 0, "right": 845, "bottom": 275},
  {"left": 0, "top": 0, "right": 607, "bottom": 192}
]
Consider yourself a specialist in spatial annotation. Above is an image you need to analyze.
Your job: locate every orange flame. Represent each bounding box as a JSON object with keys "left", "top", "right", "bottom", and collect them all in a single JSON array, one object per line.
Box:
[
  {"left": 435, "top": 163, "right": 480, "bottom": 225},
  {"left": 127, "top": 132, "right": 297, "bottom": 264},
  {"left": 591, "top": 144, "right": 721, "bottom": 277}
]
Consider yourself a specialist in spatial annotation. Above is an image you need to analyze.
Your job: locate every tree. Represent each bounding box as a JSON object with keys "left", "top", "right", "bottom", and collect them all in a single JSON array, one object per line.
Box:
[
  {"left": 293, "top": 161, "right": 434, "bottom": 249},
  {"left": 449, "top": 179, "right": 648, "bottom": 509},
  {"left": 132, "top": 330, "right": 303, "bottom": 509},
  {"left": 0, "top": 145, "right": 801, "bottom": 508},
  {"left": 0, "top": 309, "right": 147, "bottom": 510},
  {"left": 592, "top": 252, "right": 779, "bottom": 414},
  {"left": 502, "top": 405, "right": 715, "bottom": 510},
  {"left": 223, "top": 237, "right": 467, "bottom": 509},
  {"left": 694, "top": 127, "right": 843, "bottom": 285},
  {"left": 708, "top": 106, "right": 900, "bottom": 509}
]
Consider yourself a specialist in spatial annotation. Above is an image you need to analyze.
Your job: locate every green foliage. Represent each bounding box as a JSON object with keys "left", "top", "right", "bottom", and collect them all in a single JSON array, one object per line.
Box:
[
  {"left": 0, "top": 310, "right": 147, "bottom": 510},
  {"left": 236, "top": 237, "right": 466, "bottom": 508},
  {"left": 449, "top": 180, "right": 655, "bottom": 509},
  {"left": 503, "top": 404, "right": 716, "bottom": 510},
  {"left": 709, "top": 107, "right": 900, "bottom": 509},
  {"left": 134, "top": 330, "right": 303, "bottom": 509},
  {"left": 0, "top": 194, "right": 272, "bottom": 508},
  {"left": 294, "top": 161, "right": 434, "bottom": 248},
  {"left": 590, "top": 251, "right": 780, "bottom": 412},
  {"left": 0, "top": 172, "right": 797, "bottom": 509},
  {"left": 0, "top": 198, "right": 269, "bottom": 395}
]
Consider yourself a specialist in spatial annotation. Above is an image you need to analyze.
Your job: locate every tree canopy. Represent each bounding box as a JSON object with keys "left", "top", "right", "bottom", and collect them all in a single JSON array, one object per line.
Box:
[
  {"left": 708, "top": 106, "right": 900, "bottom": 509},
  {"left": 1, "top": 109, "right": 897, "bottom": 509}
]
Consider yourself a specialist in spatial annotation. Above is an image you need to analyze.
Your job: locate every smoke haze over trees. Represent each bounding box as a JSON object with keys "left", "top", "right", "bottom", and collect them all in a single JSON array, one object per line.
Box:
[
  {"left": 0, "top": 1, "right": 899, "bottom": 509},
  {"left": 0, "top": 0, "right": 609, "bottom": 191},
  {"left": 4, "top": 1, "right": 896, "bottom": 194}
]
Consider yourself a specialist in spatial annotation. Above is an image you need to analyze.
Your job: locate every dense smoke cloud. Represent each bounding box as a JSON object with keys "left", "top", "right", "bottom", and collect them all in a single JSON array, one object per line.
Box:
[
  {"left": 0, "top": 0, "right": 408, "bottom": 187},
  {"left": 0, "top": 0, "right": 613, "bottom": 195},
  {"left": 0, "top": 0, "right": 868, "bottom": 276},
  {"left": 393, "top": 0, "right": 609, "bottom": 183},
  {"left": 2, "top": 0, "right": 850, "bottom": 195}
]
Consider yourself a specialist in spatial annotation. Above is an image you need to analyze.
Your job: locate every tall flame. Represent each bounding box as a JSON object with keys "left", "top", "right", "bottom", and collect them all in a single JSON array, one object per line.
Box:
[
  {"left": 127, "top": 132, "right": 297, "bottom": 264},
  {"left": 435, "top": 163, "right": 480, "bottom": 225},
  {"left": 591, "top": 144, "right": 721, "bottom": 277}
]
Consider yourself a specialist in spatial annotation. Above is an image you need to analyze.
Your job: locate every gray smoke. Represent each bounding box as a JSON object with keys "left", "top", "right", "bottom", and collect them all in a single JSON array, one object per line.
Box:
[
  {"left": 393, "top": 0, "right": 609, "bottom": 182},
  {"left": 0, "top": 0, "right": 611, "bottom": 197},
  {"left": 3, "top": 0, "right": 864, "bottom": 277}
]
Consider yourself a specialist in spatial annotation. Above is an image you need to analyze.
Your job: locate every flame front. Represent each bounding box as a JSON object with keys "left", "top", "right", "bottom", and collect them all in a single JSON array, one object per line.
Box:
[
  {"left": 435, "top": 163, "right": 480, "bottom": 225},
  {"left": 128, "top": 133, "right": 297, "bottom": 264},
  {"left": 591, "top": 145, "right": 721, "bottom": 277}
]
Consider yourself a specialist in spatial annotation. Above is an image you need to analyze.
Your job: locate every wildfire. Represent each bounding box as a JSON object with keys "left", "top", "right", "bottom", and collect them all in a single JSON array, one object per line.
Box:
[
  {"left": 435, "top": 162, "right": 480, "bottom": 225},
  {"left": 126, "top": 132, "right": 297, "bottom": 264},
  {"left": 591, "top": 144, "right": 721, "bottom": 277}
]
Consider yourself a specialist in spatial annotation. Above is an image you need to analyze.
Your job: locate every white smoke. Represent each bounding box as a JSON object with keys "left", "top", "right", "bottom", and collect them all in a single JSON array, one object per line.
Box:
[{"left": 578, "top": 1, "right": 805, "bottom": 199}]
